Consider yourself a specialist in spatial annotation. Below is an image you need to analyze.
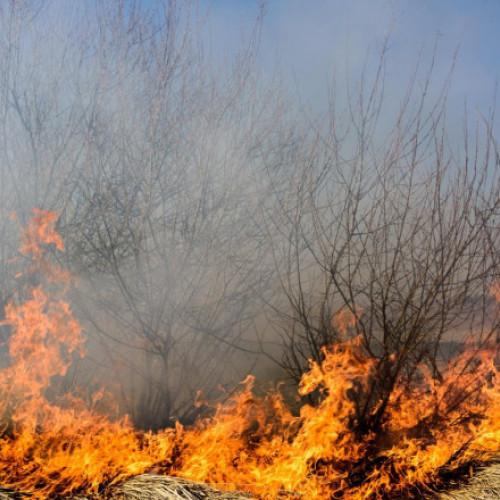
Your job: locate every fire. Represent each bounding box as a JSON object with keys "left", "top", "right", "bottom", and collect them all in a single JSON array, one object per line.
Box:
[
  {"left": 0, "top": 210, "right": 499, "bottom": 498},
  {"left": 0, "top": 210, "right": 177, "bottom": 497}
]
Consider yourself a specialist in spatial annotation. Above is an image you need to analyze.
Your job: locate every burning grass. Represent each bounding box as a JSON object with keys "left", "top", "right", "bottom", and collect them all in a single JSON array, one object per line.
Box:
[{"left": 0, "top": 210, "right": 500, "bottom": 499}]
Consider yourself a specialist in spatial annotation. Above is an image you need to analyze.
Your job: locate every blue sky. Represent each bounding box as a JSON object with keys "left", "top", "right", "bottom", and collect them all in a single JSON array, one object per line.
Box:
[{"left": 201, "top": 0, "right": 500, "bottom": 120}]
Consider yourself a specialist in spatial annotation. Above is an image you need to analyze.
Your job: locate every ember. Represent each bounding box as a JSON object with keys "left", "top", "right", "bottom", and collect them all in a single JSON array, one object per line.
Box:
[{"left": 0, "top": 211, "right": 499, "bottom": 499}]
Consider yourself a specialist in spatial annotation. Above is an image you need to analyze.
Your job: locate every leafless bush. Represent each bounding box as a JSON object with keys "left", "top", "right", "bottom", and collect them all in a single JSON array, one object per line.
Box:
[
  {"left": 0, "top": 0, "right": 294, "bottom": 429},
  {"left": 264, "top": 44, "right": 500, "bottom": 434},
  {"left": 0, "top": 0, "right": 498, "bottom": 437}
]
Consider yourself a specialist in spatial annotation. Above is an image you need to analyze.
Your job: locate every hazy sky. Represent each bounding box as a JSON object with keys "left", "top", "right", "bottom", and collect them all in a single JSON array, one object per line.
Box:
[{"left": 202, "top": 0, "right": 499, "bottom": 121}]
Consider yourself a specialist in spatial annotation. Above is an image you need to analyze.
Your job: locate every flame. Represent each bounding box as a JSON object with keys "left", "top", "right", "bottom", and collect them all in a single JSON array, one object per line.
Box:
[
  {"left": 0, "top": 210, "right": 176, "bottom": 497},
  {"left": 0, "top": 210, "right": 499, "bottom": 498},
  {"left": 332, "top": 306, "right": 361, "bottom": 335}
]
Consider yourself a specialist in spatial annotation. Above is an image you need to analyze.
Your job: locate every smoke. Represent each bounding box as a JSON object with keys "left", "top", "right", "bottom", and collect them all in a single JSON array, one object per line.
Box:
[{"left": 0, "top": 0, "right": 498, "bottom": 432}]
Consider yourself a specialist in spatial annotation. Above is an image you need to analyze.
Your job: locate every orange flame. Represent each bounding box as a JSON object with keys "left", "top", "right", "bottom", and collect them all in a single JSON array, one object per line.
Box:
[
  {"left": 0, "top": 210, "right": 499, "bottom": 499},
  {"left": 332, "top": 306, "right": 361, "bottom": 336}
]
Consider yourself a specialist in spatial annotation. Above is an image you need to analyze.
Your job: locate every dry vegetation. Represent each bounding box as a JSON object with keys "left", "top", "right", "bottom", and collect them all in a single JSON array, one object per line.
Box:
[
  {"left": 0, "top": 1, "right": 499, "bottom": 499},
  {"left": 2, "top": 470, "right": 500, "bottom": 500}
]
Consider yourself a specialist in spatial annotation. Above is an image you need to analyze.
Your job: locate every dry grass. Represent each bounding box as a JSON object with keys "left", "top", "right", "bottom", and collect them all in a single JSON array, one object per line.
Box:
[
  {"left": 0, "top": 475, "right": 254, "bottom": 500},
  {"left": 112, "top": 475, "right": 254, "bottom": 500},
  {"left": 3, "top": 468, "right": 500, "bottom": 499},
  {"left": 436, "top": 463, "right": 500, "bottom": 500},
  {"left": 113, "top": 470, "right": 500, "bottom": 500}
]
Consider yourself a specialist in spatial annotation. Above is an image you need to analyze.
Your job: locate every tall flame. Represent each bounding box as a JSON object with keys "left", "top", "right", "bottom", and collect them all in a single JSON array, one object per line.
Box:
[{"left": 0, "top": 210, "right": 499, "bottom": 499}]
